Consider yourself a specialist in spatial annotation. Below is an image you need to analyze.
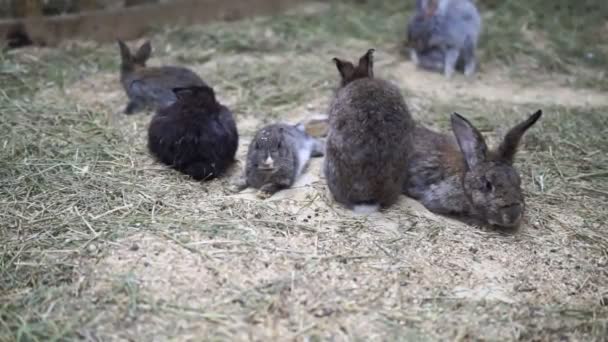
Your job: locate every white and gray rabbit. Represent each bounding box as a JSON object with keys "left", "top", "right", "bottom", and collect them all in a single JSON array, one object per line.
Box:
[
  {"left": 235, "top": 123, "right": 324, "bottom": 199},
  {"left": 406, "top": 0, "right": 482, "bottom": 77},
  {"left": 403, "top": 110, "right": 542, "bottom": 228}
]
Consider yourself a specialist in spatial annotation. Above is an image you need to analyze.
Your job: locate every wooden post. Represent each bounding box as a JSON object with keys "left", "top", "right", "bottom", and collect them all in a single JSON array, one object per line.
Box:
[
  {"left": 12, "top": 0, "right": 43, "bottom": 17},
  {"left": 125, "top": 0, "right": 158, "bottom": 7},
  {"left": 77, "top": 0, "right": 102, "bottom": 12}
]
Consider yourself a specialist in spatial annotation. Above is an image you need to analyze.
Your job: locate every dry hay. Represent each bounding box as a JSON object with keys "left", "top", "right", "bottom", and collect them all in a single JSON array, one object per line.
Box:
[{"left": 2, "top": 1, "right": 608, "bottom": 341}]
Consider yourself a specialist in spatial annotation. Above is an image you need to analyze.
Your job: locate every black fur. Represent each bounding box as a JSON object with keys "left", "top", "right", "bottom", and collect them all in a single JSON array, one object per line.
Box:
[{"left": 147, "top": 85, "right": 238, "bottom": 181}]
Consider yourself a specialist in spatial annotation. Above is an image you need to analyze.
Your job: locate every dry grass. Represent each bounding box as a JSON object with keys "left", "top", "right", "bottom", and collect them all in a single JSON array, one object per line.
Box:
[{"left": 1, "top": 1, "right": 608, "bottom": 341}]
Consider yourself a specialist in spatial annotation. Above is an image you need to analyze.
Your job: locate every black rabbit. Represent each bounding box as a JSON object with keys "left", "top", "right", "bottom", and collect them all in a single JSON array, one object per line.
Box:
[{"left": 148, "top": 85, "right": 238, "bottom": 181}]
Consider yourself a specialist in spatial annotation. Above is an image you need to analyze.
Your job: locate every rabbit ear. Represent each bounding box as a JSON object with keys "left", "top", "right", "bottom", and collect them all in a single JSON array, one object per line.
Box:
[
  {"left": 117, "top": 40, "right": 132, "bottom": 63},
  {"left": 451, "top": 113, "right": 488, "bottom": 169},
  {"left": 357, "top": 49, "right": 375, "bottom": 78},
  {"left": 435, "top": 0, "right": 449, "bottom": 15},
  {"left": 497, "top": 110, "right": 543, "bottom": 164},
  {"left": 424, "top": 0, "right": 437, "bottom": 16},
  {"left": 174, "top": 86, "right": 216, "bottom": 102},
  {"left": 416, "top": 0, "right": 427, "bottom": 12},
  {"left": 172, "top": 87, "right": 193, "bottom": 100},
  {"left": 332, "top": 58, "right": 355, "bottom": 81},
  {"left": 134, "top": 41, "right": 152, "bottom": 64}
]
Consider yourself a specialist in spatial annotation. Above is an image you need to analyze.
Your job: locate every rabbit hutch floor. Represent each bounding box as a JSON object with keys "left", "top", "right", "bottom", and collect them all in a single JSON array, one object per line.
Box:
[{"left": 3, "top": 1, "right": 608, "bottom": 341}]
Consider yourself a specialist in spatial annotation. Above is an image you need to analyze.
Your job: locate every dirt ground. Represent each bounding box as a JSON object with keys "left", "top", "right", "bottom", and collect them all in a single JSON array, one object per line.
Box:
[{"left": 2, "top": 1, "right": 608, "bottom": 341}]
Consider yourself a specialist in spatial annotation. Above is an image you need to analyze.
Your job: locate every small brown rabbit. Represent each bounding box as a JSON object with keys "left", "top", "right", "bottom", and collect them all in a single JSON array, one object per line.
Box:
[
  {"left": 118, "top": 40, "right": 206, "bottom": 114},
  {"left": 235, "top": 123, "right": 324, "bottom": 199},
  {"left": 403, "top": 110, "right": 542, "bottom": 228},
  {"left": 324, "top": 49, "right": 414, "bottom": 213}
]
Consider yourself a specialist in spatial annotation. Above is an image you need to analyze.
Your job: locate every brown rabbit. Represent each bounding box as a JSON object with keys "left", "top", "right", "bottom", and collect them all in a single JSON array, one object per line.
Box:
[
  {"left": 403, "top": 110, "right": 542, "bottom": 228},
  {"left": 118, "top": 40, "right": 206, "bottom": 114},
  {"left": 324, "top": 49, "right": 414, "bottom": 213}
]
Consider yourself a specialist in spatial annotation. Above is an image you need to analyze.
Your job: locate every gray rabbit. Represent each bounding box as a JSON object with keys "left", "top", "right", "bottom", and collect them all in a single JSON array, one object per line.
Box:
[
  {"left": 406, "top": 0, "right": 482, "bottom": 77},
  {"left": 118, "top": 40, "right": 207, "bottom": 114},
  {"left": 325, "top": 49, "right": 414, "bottom": 213},
  {"left": 403, "top": 110, "right": 542, "bottom": 228},
  {"left": 235, "top": 123, "right": 324, "bottom": 199}
]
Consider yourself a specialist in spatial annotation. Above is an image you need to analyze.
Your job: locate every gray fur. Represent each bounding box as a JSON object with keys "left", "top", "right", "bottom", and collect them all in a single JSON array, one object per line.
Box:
[
  {"left": 403, "top": 110, "right": 542, "bottom": 228},
  {"left": 118, "top": 40, "right": 206, "bottom": 114},
  {"left": 406, "top": 0, "right": 482, "bottom": 77},
  {"left": 239, "top": 123, "right": 324, "bottom": 197},
  {"left": 325, "top": 49, "right": 414, "bottom": 211}
]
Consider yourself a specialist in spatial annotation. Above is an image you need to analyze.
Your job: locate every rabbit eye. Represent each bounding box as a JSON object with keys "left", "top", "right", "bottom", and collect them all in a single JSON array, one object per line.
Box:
[
  {"left": 277, "top": 142, "right": 282, "bottom": 149},
  {"left": 484, "top": 180, "right": 494, "bottom": 192}
]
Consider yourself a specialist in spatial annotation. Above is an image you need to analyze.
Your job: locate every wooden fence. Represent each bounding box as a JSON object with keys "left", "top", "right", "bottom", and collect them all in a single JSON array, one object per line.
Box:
[{"left": 0, "top": 0, "right": 308, "bottom": 47}]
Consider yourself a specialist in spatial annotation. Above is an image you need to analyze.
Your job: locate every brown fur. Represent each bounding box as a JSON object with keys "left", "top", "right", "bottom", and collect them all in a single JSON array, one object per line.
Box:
[
  {"left": 403, "top": 110, "right": 543, "bottom": 228},
  {"left": 325, "top": 49, "right": 414, "bottom": 211}
]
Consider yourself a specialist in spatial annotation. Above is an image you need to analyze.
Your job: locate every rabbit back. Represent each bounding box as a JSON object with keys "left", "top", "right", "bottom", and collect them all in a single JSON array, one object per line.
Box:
[
  {"left": 325, "top": 79, "right": 413, "bottom": 209},
  {"left": 123, "top": 66, "right": 206, "bottom": 109},
  {"left": 441, "top": 0, "right": 482, "bottom": 49}
]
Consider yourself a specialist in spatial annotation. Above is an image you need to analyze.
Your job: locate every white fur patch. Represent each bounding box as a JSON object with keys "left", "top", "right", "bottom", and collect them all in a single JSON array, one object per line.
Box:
[
  {"left": 295, "top": 138, "right": 315, "bottom": 178},
  {"left": 353, "top": 204, "right": 380, "bottom": 214}
]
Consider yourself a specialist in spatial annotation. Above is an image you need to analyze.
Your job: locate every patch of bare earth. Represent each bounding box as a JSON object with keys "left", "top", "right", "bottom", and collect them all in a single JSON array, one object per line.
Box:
[{"left": 37, "top": 47, "right": 608, "bottom": 340}]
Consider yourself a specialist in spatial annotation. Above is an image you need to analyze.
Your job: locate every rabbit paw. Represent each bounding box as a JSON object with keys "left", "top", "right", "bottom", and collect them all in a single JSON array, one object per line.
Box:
[
  {"left": 229, "top": 177, "right": 248, "bottom": 193},
  {"left": 256, "top": 189, "right": 273, "bottom": 200}
]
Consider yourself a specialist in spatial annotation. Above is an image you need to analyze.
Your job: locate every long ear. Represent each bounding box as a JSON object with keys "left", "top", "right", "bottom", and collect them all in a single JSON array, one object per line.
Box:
[
  {"left": 497, "top": 110, "right": 543, "bottom": 164},
  {"left": 172, "top": 87, "right": 193, "bottom": 101},
  {"left": 415, "top": 0, "right": 427, "bottom": 12},
  {"left": 357, "top": 48, "right": 375, "bottom": 78},
  {"left": 134, "top": 41, "right": 152, "bottom": 64},
  {"left": 424, "top": 0, "right": 438, "bottom": 17},
  {"left": 332, "top": 57, "right": 355, "bottom": 82},
  {"left": 435, "top": 0, "right": 449, "bottom": 15},
  {"left": 451, "top": 113, "right": 488, "bottom": 169},
  {"left": 117, "top": 40, "right": 131, "bottom": 63},
  {"left": 173, "top": 86, "right": 216, "bottom": 103}
]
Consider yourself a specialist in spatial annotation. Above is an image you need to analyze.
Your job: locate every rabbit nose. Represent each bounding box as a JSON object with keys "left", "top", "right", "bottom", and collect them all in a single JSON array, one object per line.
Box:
[
  {"left": 261, "top": 155, "right": 274, "bottom": 169},
  {"left": 500, "top": 203, "right": 523, "bottom": 226}
]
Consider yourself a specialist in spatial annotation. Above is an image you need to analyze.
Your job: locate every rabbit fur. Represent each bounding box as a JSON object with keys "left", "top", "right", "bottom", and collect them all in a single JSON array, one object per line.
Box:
[
  {"left": 325, "top": 49, "right": 414, "bottom": 213},
  {"left": 118, "top": 40, "right": 207, "bottom": 114},
  {"left": 403, "top": 110, "right": 542, "bottom": 228},
  {"left": 148, "top": 85, "right": 238, "bottom": 181},
  {"left": 236, "top": 123, "right": 324, "bottom": 198},
  {"left": 407, "top": 0, "right": 482, "bottom": 77}
]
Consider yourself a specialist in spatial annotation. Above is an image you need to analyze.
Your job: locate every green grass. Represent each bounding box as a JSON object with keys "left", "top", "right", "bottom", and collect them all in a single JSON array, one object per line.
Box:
[{"left": 1, "top": 0, "right": 608, "bottom": 340}]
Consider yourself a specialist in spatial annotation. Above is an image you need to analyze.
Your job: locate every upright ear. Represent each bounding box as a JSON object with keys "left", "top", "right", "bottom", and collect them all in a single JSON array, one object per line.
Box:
[
  {"left": 174, "top": 86, "right": 217, "bottom": 103},
  {"left": 134, "top": 41, "right": 152, "bottom": 64},
  {"left": 415, "top": 0, "right": 427, "bottom": 12},
  {"left": 425, "top": 0, "right": 438, "bottom": 16},
  {"left": 435, "top": 0, "right": 449, "bottom": 15},
  {"left": 497, "top": 110, "right": 543, "bottom": 164},
  {"left": 332, "top": 57, "right": 355, "bottom": 82},
  {"left": 357, "top": 48, "right": 375, "bottom": 78},
  {"left": 451, "top": 113, "right": 488, "bottom": 169},
  {"left": 172, "top": 87, "right": 193, "bottom": 101},
  {"left": 117, "top": 40, "right": 131, "bottom": 63}
]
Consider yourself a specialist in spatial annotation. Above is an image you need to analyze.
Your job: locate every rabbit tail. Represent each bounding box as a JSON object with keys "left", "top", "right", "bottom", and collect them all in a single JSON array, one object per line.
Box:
[{"left": 353, "top": 201, "right": 380, "bottom": 214}]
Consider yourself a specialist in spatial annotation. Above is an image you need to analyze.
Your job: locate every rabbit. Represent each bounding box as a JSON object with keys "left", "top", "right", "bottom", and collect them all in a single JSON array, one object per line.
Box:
[
  {"left": 403, "top": 110, "right": 542, "bottom": 228},
  {"left": 406, "top": 0, "right": 482, "bottom": 77},
  {"left": 118, "top": 40, "right": 207, "bottom": 114},
  {"left": 234, "top": 123, "right": 324, "bottom": 199},
  {"left": 324, "top": 49, "right": 414, "bottom": 213},
  {"left": 147, "top": 85, "right": 238, "bottom": 181}
]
